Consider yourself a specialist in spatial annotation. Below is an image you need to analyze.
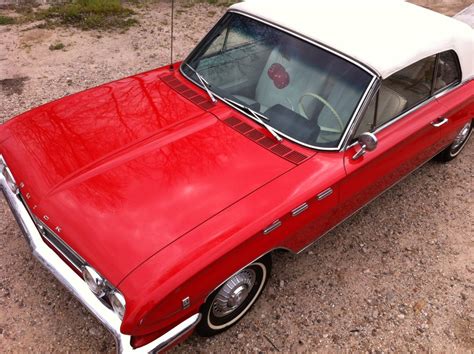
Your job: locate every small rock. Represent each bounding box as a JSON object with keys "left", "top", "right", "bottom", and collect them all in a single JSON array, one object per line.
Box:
[
  {"left": 461, "top": 292, "right": 467, "bottom": 301},
  {"left": 237, "top": 333, "right": 244, "bottom": 339},
  {"left": 279, "top": 280, "right": 285, "bottom": 288},
  {"left": 88, "top": 327, "right": 100, "bottom": 337},
  {"left": 397, "top": 314, "right": 405, "bottom": 320},
  {"left": 267, "top": 287, "right": 276, "bottom": 297},
  {"left": 413, "top": 299, "right": 427, "bottom": 314}
]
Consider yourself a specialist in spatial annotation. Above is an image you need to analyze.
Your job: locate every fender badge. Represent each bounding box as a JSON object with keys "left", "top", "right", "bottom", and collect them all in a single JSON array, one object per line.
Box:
[
  {"left": 55, "top": 226, "right": 62, "bottom": 233},
  {"left": 43, "top": 215, "right": 49, "bottom": 221}
]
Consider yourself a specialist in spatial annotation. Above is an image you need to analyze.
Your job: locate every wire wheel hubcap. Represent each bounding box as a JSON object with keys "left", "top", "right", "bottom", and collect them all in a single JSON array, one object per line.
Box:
[
  {"left": 451, "top": 121, "right": 471, "bottom": 151},
  {"left": 211, "top": 269, "right": 256, "bottom": 318}
]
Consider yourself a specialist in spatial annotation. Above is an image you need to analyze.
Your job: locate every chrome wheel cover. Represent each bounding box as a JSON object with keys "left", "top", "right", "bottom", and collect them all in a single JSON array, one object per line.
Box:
[
  {"left": 451, "top": 121, "right": 471, "bottom": 151},
  {"left": 211, "top": 269, "right": 256, "bottom": 318}
]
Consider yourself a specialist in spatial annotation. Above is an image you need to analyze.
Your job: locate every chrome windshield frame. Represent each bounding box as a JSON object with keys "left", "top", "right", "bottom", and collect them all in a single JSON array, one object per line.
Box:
[{"left": 180, "top": 10, "right": 379, "bottom": 152}]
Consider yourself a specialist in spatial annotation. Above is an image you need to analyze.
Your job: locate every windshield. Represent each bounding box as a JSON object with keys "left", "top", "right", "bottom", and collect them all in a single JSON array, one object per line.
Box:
[{"left": 182, "top": 13, "right": 373, "bottom": 149}]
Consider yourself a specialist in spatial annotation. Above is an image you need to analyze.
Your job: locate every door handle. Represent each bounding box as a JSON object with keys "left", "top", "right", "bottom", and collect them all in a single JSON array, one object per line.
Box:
[{"left": 431, "top": 117, "right": 449, "bottom": 128}]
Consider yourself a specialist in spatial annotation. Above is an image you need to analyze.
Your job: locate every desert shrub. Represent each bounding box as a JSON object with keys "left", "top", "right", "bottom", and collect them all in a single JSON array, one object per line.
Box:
[{"left": 37, "top": 0, "right": 138, "bottom": 30}]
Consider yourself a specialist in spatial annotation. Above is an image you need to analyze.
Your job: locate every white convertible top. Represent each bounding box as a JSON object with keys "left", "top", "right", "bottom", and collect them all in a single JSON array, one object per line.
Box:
[{"left": 230, "top": 0, "right": 474, "bottom": 81}]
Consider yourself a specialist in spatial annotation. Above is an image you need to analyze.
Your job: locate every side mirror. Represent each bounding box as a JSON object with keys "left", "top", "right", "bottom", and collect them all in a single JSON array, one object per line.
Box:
[{"left": 352, "top": 132, "right": 378, "bottom": 160}]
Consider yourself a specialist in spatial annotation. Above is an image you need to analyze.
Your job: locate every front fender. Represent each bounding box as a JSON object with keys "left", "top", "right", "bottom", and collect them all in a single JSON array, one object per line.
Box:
[{"left": 119, "top": 152, "right": 344, "bottom": 338}]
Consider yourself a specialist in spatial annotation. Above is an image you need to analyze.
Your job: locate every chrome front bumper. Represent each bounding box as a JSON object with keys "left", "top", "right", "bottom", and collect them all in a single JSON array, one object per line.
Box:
[{"left": 0, "top": 155, "right": 200, "bottom": 353}]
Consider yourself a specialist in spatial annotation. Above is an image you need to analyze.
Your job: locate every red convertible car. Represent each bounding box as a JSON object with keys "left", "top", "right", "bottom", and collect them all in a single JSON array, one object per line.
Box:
[{"left": 1, "top": 0, "right": 473, "bottom": 352}]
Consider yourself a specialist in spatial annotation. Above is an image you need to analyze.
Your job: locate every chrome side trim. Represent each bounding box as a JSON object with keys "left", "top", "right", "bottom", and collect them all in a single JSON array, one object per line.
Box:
[
  {"left": 35, "top": 218, "right": 86, "bottom": 272},
  {"left": 291, "top": 203, "right": 309, "bottom": 217},
  {"left": 0, "top": 155, "right": 201, "bottom": 353},
  {"left": 374, "top": 96, "right": 438, "bottom": 135},
  {"left": 345, "top": 77, "right": 472, "bottom": 148},
  {"left": 297, "top": 147, "right": 449, "bottom": 255},
  {"left": 317, "top": 188, "right": 333, "bottom": 201},
  {"left": 181, "top": 10, "right": 378, "bottom": 152},
  {"left": 263, "top": 220, "right": 282, "bottom": 235}
]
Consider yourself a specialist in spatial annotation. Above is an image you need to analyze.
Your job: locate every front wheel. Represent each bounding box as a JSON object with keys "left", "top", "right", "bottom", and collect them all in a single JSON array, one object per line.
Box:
[
  {"left": 196, "top": 254, "right": 272, "bottom": 337},
  {"left": 435, "top": 120, "right": 472, "bottom": 162}
]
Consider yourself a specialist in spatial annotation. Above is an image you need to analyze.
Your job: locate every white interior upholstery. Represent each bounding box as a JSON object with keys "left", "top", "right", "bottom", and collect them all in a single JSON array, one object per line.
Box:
[
  {"left": 234, "top": 45, "right": 363, "bottom": 140},
  {"left": 235, "top": 46, "right": 327, "bottom": 113},
  {"left": 376, "top": 85, "right": 407, "bottom": 125},
  {"left": 355, "top": 85, "right": 407, "bottom": 136}
]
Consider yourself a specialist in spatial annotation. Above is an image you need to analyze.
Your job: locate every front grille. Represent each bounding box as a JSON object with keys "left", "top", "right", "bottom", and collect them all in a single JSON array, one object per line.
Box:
[
  {"left": 16, "top": 194, "right": 115, "bottom": 311},
  {"left": 18, "top": 195, "right": 86, "bottom": 272},
  {"left": 37, "top": 221, "right": 86, "bottom": 272}
]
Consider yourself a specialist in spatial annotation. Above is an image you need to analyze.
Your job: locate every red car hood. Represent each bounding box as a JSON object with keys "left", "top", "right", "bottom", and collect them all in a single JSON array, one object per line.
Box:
[{"left": 0, "top": 68, "right": 296, "bottom": 284}]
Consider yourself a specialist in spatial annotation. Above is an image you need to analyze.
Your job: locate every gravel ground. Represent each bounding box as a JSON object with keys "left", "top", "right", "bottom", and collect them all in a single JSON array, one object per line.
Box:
[{"left": 0, "top": 1, "right": 473, "bottom": 352}]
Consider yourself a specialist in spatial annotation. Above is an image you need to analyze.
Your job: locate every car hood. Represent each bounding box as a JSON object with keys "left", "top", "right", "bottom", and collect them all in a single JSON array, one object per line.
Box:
[{"left": 0, "top": 68, "right": 296, "bottom": 284}]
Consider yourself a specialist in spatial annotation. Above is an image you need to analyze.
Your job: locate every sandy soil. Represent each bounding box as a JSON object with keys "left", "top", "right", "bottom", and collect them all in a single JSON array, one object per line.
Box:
[{"left": 0, "top": 1, "right": 473, "bottom": 353}]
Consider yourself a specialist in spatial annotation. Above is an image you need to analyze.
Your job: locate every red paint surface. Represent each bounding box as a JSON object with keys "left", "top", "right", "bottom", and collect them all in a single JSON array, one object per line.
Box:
[{"left": 0, "top": 61, "right": 472, "bottom": 347}]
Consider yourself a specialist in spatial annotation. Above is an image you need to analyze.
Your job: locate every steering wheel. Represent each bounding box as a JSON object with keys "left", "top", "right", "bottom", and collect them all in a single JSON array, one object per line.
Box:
[{"left": 298, "top": 92, "right": 344, "bottom": 134}]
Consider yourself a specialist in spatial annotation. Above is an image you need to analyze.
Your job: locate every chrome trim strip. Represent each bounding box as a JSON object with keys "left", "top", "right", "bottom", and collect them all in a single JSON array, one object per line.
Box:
[
  {"left": 297, "top": 146, "right": 450, "bottom": 254},
  {"left": 0, "top": 155, "right": 201, "bottom": 353},
  {"left": 347, "top": 76, "right": 472, "bottom": 147},
  {"left": 317, "top": 188, "right": 333, "bottom": 201},
  {"left": 263, "top": 220, "right": 282, "bottom": 235},
  {"left": 291, "top": 203, "right": 309, "bottom": 217},
  {"left": 374, "top": 96, "right": 438, "bottom": 135},
  {"left": 342, "top": 78, "right": 381, "bottom": 151},
  {"left": 35, "top": 218, "right": 86, "bottom": 272},
  {"left": 228, "top": 10, "right": 377, "bottom": 76},
  {"left": 180, "top": 10, "right": 378, "bottom": 152}
]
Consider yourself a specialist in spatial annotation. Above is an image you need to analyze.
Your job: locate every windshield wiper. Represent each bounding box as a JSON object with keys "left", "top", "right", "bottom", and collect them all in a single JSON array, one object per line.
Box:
[
  {"left": 184, "top": 63, "right": 217, "bottom": 104},
  {"left": 222, "top": 97, "right": 283, "bottom": 142}
]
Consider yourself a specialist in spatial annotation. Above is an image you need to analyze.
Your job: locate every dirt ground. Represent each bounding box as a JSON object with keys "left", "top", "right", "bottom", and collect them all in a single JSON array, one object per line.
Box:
[{"left": 0, "top": 1, "right": 473, "bottom": 353}]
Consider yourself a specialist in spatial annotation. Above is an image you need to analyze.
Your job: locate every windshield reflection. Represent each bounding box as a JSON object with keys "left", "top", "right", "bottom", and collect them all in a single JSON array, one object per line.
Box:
[{"left": 182, "top": 12, "right": 373, "bottom": 149}]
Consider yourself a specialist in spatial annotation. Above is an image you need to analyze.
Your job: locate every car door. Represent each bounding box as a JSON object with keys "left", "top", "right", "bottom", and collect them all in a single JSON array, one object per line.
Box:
[
  {"left": 431, "top": 50, "right": 474, "bottom": 148},
  {"left": 338, "top": 55, "right": 447, "bottom": 218}
]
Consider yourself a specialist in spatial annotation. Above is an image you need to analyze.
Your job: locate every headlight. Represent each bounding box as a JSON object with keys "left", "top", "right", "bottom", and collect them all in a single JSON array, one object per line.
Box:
[
  {"left": 81, "top": 265, "right": 106, "bottom": 297},
  {"left": 82, "top": 265, "right": 126, "bottom": 320},
  {"left": 108, "top": 290, "right": 126, "bottom": 320},
  {"left": 0, "top": 157, "right": 18, "bottom": 194}
]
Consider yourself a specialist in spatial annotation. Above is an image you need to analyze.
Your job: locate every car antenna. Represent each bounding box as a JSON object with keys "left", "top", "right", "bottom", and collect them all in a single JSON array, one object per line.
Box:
[{"left": 169, "top": 0, "right": 175, "bottom": 71}]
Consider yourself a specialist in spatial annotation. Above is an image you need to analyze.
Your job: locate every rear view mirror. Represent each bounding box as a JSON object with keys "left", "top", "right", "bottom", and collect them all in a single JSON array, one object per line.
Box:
[{"left": 352, "top": 132, "right": 378, "bottom": 160}]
